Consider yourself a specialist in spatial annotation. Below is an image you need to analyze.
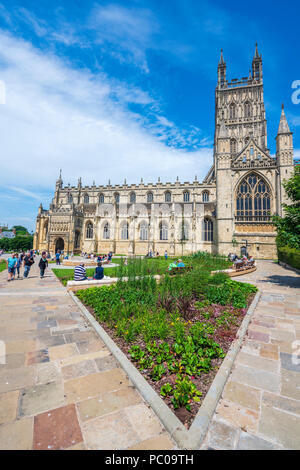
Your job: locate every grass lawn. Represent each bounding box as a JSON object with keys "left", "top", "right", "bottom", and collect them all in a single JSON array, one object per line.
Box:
[
  {"left": 0, "top": 260, "right": 6, "bottom": 273},
  {"left": 72, "top": 252, "right": 257, "bottom": 427}
]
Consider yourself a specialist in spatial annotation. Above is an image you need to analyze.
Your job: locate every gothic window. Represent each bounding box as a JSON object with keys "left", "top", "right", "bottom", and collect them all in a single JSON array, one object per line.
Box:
[
  {"left": 245, "top": 137, "right": 250, "bottom": 146},
  {"left": 244, "top": 102, "right": 252, "bottom": 118},
  {"left": 84, "top": 194, "right": 89, "bottom": 204},
  {"left": 165, "top": 191, "right": 171, "bottom": 203},
  {"left": 130, "top": 192, "right": 136, "bottom": 204},
  {"left": 159, "top": 222, "right": 168, "bottom": 240},
  {"left": 74, "top": 231, "right": 80, "bottom": 248},
  {"left": 203, "top": 218, "right": 213, "bottom": 241},
  {"left": 67, "top": 193, "right": 73, "bottom": 204},
  {"left": 86, "top": 222, "right": 93, "bottom": 239},
  {"left": 183, "top": 191, "right": 190, "bottom": 202},
  {"left": 202, "top": 191, "right": 209, "bottom": 202},
  {"left": 103, "top": 223, "right": 110, "bottom": 239},
  {"left": 230, "top": 139, "right": 237, "bottom": 155},
  {"left": 121, "top": 223, "right": 129, "bottom": 240},
  {"left": 229, "top": 103, "right": 236, "bottom": 119},
  {"left": 147, "top": 192, "right": 153, "bottom": 203},
  {"left": 179, "top": 222, "right": 189, "bottom": 241},
  {"left": 99, "top": 193, "right": 104, "bottom": 204},
  {"left": 140, "top": 222, "right": 148, "bottom": 240},
  {"left": 236, "top": 173, "right": 271, "bottom": 222},
  {"left": 114, "top": 193, "right": 120, "bottom": 203}
]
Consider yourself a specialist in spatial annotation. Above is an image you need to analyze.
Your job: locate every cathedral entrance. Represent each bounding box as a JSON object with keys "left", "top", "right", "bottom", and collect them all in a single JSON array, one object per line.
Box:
[{"left": 55, "top": 238, "right": 64, "bottom": 253}]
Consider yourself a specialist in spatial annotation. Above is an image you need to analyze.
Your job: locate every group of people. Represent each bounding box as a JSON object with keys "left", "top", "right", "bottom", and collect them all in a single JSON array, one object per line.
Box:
[
  {"left": 228, "top": 252, "right": 255, "bottom": 267},
  {"left": 74, "top": 262, "right": 106, "bottom": 282},
  {"left": 6, "top": 250, "right": 49, "bottom": 281},
  {"left": 168, "top": 259, "right": 185, "bottom": 271}
]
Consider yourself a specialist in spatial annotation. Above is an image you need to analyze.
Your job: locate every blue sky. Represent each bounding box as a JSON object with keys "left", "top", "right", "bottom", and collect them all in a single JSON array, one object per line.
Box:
[{"left": 0, "top": 0, "right": 299, "bottom": 231}]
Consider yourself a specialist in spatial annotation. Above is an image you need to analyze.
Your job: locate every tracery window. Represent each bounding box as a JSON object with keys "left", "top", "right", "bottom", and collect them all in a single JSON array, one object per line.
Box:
[
  {"left": 202, "top": 191, "right": 209, "bottom": 202},
  {"left": 230, "top": 139, "right": 237, "bottom": 154},
  {"left": 159, "top": 222, "right": 168, "bottom": 240},
  {"left": 130, "top": 192, "right": 136, "bottom": 204},
  {"left": 183, "top": 191, "right": 190, "bottom": 202},
  {"left": 84, "top": 194, "right": 89, "bottom": 204},
  {"left": 244, "top": 102, "right": 252, "bottom": 118},
  {"left": 165, "top": 191, "right": 171, "bottom": 203},
  {"left": 147, "top": 192, "right": 153, "bottom": 203},
  {"left": 103, "top": 223, "right": 110, "bottom": 239},
  {"left": 236, "top": 173, "right": 271, "bottom": 222},
  {"left": 179, "top": 222, "right": 189, "bottom": 241},
  {"left": 114, "top": 193, "right": 120, "bottom": 203},
  {"left": 140, "top": 222, "right": 148, "bottom": 240},
  {"left": 229, "top": 103, "right": 236, "bottom": 119},
  {"left": 86, "top": 222, "right": 93, "bottom": 239},
  {"left": 203, "top": 218, "right": 213, "bottom": 241},
  {"left": 121, "top": 223, "right": 129, "bottom": 240},
  {"left": 99, "top": 193, "right": 104, "bottom": 204},
  {"left": 67, "top": 193, "right": 73, "bottom": 204}
]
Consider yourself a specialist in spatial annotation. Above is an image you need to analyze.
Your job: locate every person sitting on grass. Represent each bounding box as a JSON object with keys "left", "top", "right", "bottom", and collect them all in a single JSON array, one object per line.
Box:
[
  {"left": 93, "top": 262, "right": 104, "bottom": 280},
  {"left": 74, "top": 263, "right": 87, "bottom": 281},
  {"left": 177, "top": 259, "right": 185, "bottom": 267}
]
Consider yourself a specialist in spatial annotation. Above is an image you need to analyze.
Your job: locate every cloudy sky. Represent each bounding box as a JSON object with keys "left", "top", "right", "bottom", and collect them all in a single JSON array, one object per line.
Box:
[{"left": 0, "top": 0, "right": 299, "bottom": 231}]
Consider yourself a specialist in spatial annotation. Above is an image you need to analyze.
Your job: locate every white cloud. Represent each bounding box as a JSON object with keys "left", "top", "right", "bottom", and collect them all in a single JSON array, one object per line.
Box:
[{"left": 0, "top": 29, "right": 212, "bottom": 197}]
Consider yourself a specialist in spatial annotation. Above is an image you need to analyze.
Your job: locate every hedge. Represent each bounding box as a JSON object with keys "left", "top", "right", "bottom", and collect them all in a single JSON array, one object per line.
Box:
[{"left": 277, "top": 246, "right": 300, "bottom": 270}]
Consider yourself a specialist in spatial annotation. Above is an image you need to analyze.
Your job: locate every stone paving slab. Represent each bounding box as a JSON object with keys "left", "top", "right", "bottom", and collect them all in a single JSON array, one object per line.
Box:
[{"left": 0, "top": 262, "right": 175, "bottom": 450}]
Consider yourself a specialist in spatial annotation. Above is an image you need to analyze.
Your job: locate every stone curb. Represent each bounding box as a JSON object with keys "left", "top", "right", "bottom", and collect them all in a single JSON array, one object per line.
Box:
[
  {"left": 278, "top": 261, "right": 300, "bottom": 275},
  {"left": 69, "top": 288, "right": 260, "bottom": 450}
]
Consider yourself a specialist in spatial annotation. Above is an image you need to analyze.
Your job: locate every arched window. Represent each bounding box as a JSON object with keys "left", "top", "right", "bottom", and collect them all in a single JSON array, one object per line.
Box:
[
  {"left": 140, "top": 222, "right": 148, "bottom": 240},
  {"left": 84, "top": 194, "right": 89, "bottom": 204},
  {"left": 147, "top": 192, "right": 153, "bottom": 203},
  {"left": 99, "top": 193, "right": 104, "bottom": 204},
  {"left": 236, "top": 173, "right": 271, "bottom": 222},
  {"left": 165, "top": 191, "right": 171, "bottom": 203},
  {"left": 130, "top": 192, "right": 136, "bottom": 204},
  {"left": 159, "top": 222, "right": 168, "bottom": 240},
  {"left": 114, "top": 193, "right": 120, "bottom": 203},
  {"left": 183, "top": 191, "right": 190, "bottom": 202},
  {"left": 245, "top": 137, "right": 250, "bottom": 146},
  {"left": 103, "top": 223, "right": 110, "bottom": 239},
  {"left": 74, "top": 231, "right": 80, "bottom": 248},
  {"left": 67, "top": 193, "right": 73, "bottom": 204},
  {"left": 202, "top": 191, "right": 209, "bottom": 202},
  {"left": 86, "top": 222, "right": 93, "bottom": 239},
  {"left": 244, "top": 102, "right": 252, "bottom": 118},
  {"left": 121, "top": 223, "right": 128, "bottom": 240},
  {"left": 179, "top": 222, "right": 189, "bottom": 241},
  {"left": 230, "top": 139, "right": 237, "bottom": 155},
  {"left": 203, "top": 218, "right": 213, "bottom": 241},
  {"left": 229, "top": 103, "right": 236, "bottom": 119}
]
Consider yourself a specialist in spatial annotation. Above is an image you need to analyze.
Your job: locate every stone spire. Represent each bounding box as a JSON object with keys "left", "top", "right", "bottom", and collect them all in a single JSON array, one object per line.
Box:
[
  {"left": 254, "top": 42, "right": 260, "bottom": 59},
  {"left": 277, "top": 104, "right": 291, "bottom": 134},
  {"left": 219, "top": 49, "right": 225, "bottom": 65},
  {"left": 218, "top": 49, "right": 226, "bottom": 86},
  {"left": 56, "top": 169, "right": 63, "bottom": 189}
]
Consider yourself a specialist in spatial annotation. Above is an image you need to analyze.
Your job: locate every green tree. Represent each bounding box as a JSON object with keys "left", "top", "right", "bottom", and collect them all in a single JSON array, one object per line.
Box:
[
  {"left": 273, "top": 165, "right": 300, "bottom": 249},
  {"left": 10, "top": 225, "right": 29, "bottom": 235}
]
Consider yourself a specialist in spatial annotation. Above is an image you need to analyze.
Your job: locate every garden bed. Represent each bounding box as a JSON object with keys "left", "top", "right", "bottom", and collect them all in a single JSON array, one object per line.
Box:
[{"left": 73, "top": 253, "right": 257, "bottom": 428}]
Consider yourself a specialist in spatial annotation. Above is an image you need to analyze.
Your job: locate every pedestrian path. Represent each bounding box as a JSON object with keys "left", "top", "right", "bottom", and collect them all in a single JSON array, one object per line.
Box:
[
  {"left": 201, "top": 261, "right": 300, "bottom": 450},
  {"left": 0, "top": 262, "right": 175, "bottom": 450}
]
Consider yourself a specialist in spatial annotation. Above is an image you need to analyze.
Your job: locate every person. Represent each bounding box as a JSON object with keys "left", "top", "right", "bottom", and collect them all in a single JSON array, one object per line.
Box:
[
  {"left": 164, "top": 250, "right": 168, "bottom": 260},
  {"left": 23, "top": 252, "right": 35, "bottom": 278},
  {"left": 74, "top": 263, "right": 87, "bottom": 281},
  {"left": 38, "top": 252, "right": 48, "bottom": 278},
  {"left": 177, "top": 259, "right": 185, "bottom": 267},
  {"left": 6, "top": 253, "right": 18, "bottom": 281},
  {"left": 93, "top": 262, "right": 104, "bottom": 280},
  {"left": 247, "top": 254, "right": 254, "bottom": 265},
  {"left": 16, "top": 253, "right": 23, "bottom": 278},
  {"left": 55, "top": 251, "right": 61, "bottom": 265},
  {"left": 168, "top": 261, "right": 177, "bottom": 271}
]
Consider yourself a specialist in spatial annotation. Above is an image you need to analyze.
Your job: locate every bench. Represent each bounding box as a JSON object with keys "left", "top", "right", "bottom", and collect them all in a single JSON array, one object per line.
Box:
[
  {"left": 67, "top": 274, "right": 161, "bottom": 291},
  {"left": 168, "top": 266, "right": 193, "bottom": 275}
]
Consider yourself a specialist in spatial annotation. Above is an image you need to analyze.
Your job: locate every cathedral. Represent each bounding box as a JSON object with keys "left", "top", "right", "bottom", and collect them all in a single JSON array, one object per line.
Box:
[{"left": 33, "top": 46, "right": 295, "bottom": 259}]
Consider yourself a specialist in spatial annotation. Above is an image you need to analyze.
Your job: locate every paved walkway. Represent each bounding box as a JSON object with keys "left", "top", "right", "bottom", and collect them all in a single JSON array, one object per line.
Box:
[
  {"left": 0, "top": 261, "right": 175, "bottom": 450},
  {"left": 201, "top": 261, "right": 300, "bottom": 450}
]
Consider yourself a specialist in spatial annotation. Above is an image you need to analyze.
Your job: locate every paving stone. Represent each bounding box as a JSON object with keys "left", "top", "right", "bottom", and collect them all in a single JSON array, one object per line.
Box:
[
  {"left": 262, "top": 391, "right": 300, "bottom": 416},
  {"left": 230, "top": 364, "right": 280, "bottom": 393},
  {"left": 37, "top": 334, "right": 66, "bottom": 348},
  {"left": 0, "top": 417, "right": 33, "bottom": 450},
  {"left": 259, "top": 404, "right": 300, "bottom": 449},
  {"left": 206, "top": 418, "right": 239, "bottom": 450},
  {"left": 248, "top": 330, "right": 269, "bottom": 343},
  {"left": 237, "top": 431, "right": 280, "bottom": 450},
  {"left": 59, "top": 349, "right": 110, "bottom": 367},
  {"left": 35, "top": 362, "right": 62, "bottom": 385},
  {"left": 127, "top": 433, "right": 175, "bottom": 450},
  {"left": 270, "top": 329, "right": 296, "bottom": 343},
  {"left": 281, "top": 369, "right": 300, "bottom": 400},
  {"left": 26, "top": 349, "right": 49, "bottom": 365},
  {"left": 260, "top": 343, "right": 279, "bottom": 360},
  {"left": 236, "top": 351, "right": 278, "bottom": 373},
  {"left": 76, "top": 338, "right": 105, "bottom": 354},
  {"left": 48, "top": 343, "right": 78, "bottom": 361},
  {"left": 0, "top": 366, "right": 36, "bottom": 393},
  {"left": 1, "top": 353, "right": 25, "bottom": 369},
  {"left": 65, "top": 442, "right": 86, "bottom": 450},
  {"left": 223, "top": 381, "right": 261, "bottom": 411},
  {"left": 82, "top": 409, "right": 139, "bottom": 450},
  {"left": 77, "top": 387, "right": 142, "bottom": 422},
  {"left": 19, "top": 381, "right": 65, "bottom": 417},
  {"left": 0, "top": 390, "right": 19, "bottom": 424},
  {"left": 62, "top": 359, "right": 98, "bottom": 380},
  {"left": 33, "top": 404, "right": 83, "bottom": 450},
  {"left": 37, "top": 319, "right": 57, "bottom": 330},
  {"left": 216, "top": 399, "right": 259, "bottom": 433},
  {"left": 95, "top": 354, "right": 118, "bottom": 372},
  {"left": 5, "top": 340, "right": 37, "bottom": 355},
  {"left": 280, "top": 352, "right": 300, "bottom": 373}
]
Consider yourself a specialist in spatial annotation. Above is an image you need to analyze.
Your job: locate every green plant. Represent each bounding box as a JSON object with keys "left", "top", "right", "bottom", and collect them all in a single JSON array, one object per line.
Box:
[
  {"left": 150, "top": 364, "right": 167, "bottom": 381},
  {"left": 171, "top": 375, "right": 202, "bottom": 411}
]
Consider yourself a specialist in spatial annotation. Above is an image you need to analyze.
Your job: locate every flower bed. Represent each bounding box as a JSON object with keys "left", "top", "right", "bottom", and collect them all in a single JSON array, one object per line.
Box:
[{"left": 74, "top": 253, "right": 257, "bottom": 427}]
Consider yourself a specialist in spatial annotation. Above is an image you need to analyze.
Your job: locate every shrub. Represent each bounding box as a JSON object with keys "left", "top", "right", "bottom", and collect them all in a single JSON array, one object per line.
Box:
[{"left": 278, "top": 246, "right": 300, "bottom": 270}]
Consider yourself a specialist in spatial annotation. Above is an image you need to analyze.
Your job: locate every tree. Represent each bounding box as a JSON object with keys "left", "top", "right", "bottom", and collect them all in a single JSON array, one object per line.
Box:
[
  {"left": 10, "top": 225, "right": 30, "bottom": 235},
  {"left": 273, "top": 165, "right": 300, "bottom": 249}
]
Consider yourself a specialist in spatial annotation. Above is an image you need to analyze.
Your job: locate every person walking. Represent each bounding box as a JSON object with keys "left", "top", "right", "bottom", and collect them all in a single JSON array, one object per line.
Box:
[
  {"left": 38, "top": 252, "right": 48, "bottom": 278},
  {"left": 164, "top": 250, "right": 168, "bottom": 260},
  {"left": 16, "top": 253, "right": 23, "bottom": 278},
  {"left": 55, "top": 251, "right": 61, "bottom": 265},
  {"left": 6, "top": 253, "right": 18, "bottom": 281},
  {"left": 23, "top": 252, "right": 35, "bottom": 278}
]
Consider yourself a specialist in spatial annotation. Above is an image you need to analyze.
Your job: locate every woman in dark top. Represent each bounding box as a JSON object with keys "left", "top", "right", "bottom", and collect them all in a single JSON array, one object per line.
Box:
[{"left": 93, "top": 262, "right": 104, "bottom": 280}]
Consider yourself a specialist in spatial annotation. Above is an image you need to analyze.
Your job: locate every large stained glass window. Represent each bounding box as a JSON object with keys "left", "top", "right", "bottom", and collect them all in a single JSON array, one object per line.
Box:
[{"left": 236, "top": 173, "right": 271, "bottom": 222}]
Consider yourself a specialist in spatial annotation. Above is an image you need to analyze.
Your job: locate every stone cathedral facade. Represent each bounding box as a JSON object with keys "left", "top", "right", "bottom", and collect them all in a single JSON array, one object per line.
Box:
[{"left": 33, "top": 46, "right": 295, "bottom": 259}]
